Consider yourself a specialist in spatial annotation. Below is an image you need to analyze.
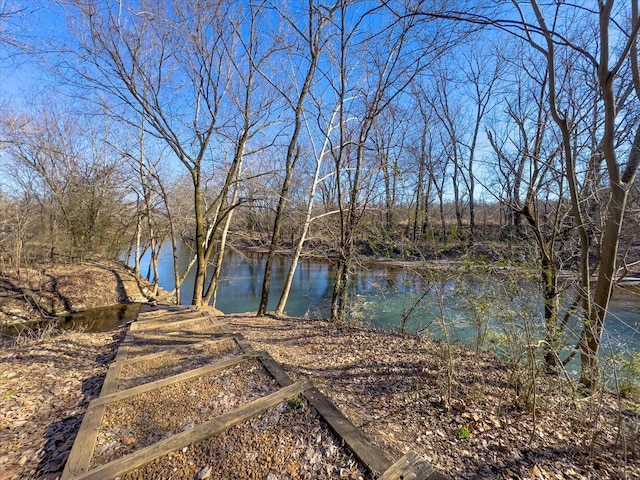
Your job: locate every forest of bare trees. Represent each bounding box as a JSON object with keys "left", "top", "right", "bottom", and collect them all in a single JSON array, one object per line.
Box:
[{"left": 1, "top": 0, "right": 639, "bottom": 388}]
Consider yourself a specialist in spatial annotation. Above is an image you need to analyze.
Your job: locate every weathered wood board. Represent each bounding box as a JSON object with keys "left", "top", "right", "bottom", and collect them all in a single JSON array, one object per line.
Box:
[
  {"left": 63, "top": 381, "right": 313, "bottom": 480},
  {"left": 129, "top": 311, "right": 210, "bottom": 331},
  {"left": 67, "top": 354, "right": 278, "bottom": 478},
  {"left": 136, "top": 305, "right": 198, "bottom": 320},
  {"left": 379, "top": 451, "right": 451, "bottom": 480},
  {"left": 115, "top": 318, "right": 233, "bottom": 361},
  {"left": 101, "top": 336, "right": 254, "bottom": 396},
  {"left": 62, "top": 306, "right": 450, "bottom": 480}
]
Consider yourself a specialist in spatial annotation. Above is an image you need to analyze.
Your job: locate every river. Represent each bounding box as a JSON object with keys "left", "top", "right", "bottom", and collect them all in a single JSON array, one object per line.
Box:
[{"left": 133, "top": 243, "right": 640, "bottom": 362}]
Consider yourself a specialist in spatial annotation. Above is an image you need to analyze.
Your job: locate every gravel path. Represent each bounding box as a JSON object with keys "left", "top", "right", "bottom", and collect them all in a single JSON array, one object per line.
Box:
[
  {"left": 122, "top": 396, "right": 370, "bottom": 480},
  {"left": 117, "top": 338, "right": 242, "bottom": 391},
  {"left": 91, "top": 359, "right": 279, "bottom": 468}
]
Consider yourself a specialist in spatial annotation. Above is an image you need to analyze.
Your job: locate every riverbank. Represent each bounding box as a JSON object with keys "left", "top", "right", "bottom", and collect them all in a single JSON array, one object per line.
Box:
[
  {"left": 1, "top": 314, "right": 638, "bottom": 480},
  {"left": 1, "top": 261, "right": 639, "bottom": 478},
  {"left": 0, "top": 261, "right": 171, "bottom": 328}
]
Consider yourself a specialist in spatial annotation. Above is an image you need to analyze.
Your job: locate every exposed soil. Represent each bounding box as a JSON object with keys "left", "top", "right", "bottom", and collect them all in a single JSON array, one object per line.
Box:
[
  {"left": 0, "top": 328, "right": 125, "bottom": 480},
  {"left": 1, "top": 262, "right": 639, "bottom": 479},
  {"left": 0, "top": 261, "right": 170, "bottom": 326},
  {"left": 227, "top": 314, "right": 640, "bottom": 480}
]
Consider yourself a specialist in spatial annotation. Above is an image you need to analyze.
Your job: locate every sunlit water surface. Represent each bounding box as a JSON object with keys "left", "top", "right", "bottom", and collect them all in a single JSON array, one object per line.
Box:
[{"left": 132, "top": 245, "right": 639, "bottom": 360}]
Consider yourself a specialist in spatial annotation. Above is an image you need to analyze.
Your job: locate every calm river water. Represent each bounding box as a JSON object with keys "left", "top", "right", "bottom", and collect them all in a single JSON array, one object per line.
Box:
[{"left": 133, "top": 243, "right": 640, "bottom": 360}]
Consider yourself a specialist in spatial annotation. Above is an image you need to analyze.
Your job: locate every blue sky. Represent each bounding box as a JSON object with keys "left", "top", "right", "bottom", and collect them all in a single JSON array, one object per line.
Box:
[{"left": 0, "top": 2, "right": 67, "bottom": 109}]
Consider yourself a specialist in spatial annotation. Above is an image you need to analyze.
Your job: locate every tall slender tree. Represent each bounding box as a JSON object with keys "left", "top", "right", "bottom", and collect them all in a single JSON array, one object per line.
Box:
[
  {"left": 257, "top": 1, "right": 337, "bottom": 316},
  {"left": 65, "top": 0, "right": 279, "bottom": 306},
  {"left": 330, "top": 2, "right": 434, "bottom": 322},
  {"left": 519, "top": 0, "right": 640, "bottom": 387}
]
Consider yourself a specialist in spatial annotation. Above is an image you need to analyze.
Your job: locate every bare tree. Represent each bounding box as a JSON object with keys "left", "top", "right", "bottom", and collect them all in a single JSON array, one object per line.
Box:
[
  {"left": 1, "top": 105, "right": 125, "bottom": 261},
  {"left": 257, "top": 0, "right": 337, "bottom": 316},
  {"left": 487, "top": 53, "right": 573, "bottom": 370},
  {"left": 65, "top": 0, "right": 267, "bottom": 306},
  {"left": 405, "top": 0, "right": 639, "bottom": 386},
  {"left": 460, "top": 46, "right": 502, "bottom": 243},
  {"left": 406, "top": 86, "right": 434, "bottom": 242},
  {"left": 330, "top": 2, "right": 436, "bottom": 322},
  {"left": 0, "top": 2, "right": 31, "bottom": 54},
  {"left": 425, "top": 65, "right": 466, "bottom": 235},
  {"left": 273, "top": 97, "right": 342, "bottom": 316},
  {"left": 201, "top": 1, "right": 283, "bottom": 309},
  {"left": 516, "top": 0, "right": 640, "bottom": 387}
]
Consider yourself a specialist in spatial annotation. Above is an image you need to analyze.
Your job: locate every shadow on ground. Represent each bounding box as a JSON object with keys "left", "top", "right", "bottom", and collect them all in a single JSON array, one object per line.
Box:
[{"left": 34, "top": 331, "right": 125, "bottom": 479}]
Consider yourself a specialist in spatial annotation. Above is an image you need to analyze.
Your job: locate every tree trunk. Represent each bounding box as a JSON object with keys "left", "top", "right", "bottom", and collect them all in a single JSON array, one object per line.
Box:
[
  {"left": 192, "top": 174, "right": 207, "bottom": 307},
  {"left": 580, "top": 125, "right": 639, "bottom": 387},
  {"left": 275, "top": 104, "right": 339, "bottom": 316},
  {"left": 258, "top": 3, "right": 327, "bottom": 316},
  {"left": 258, "top": 150, "right": 298, "bottom": 315},
  {"left": 330, "top": 253, "right": 350, "bottom": 323},
  {"left": 205, "top": 159, "right": 243, "bottom": 308},
  {"left": 541, "top": 253, "right": 560, "bottom": 370}
]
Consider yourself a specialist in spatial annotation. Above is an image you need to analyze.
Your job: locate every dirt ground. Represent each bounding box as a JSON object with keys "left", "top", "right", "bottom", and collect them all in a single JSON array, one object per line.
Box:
[
  {"left": 226, "top": 314, "right": 640, "bottom": 480},
  {"left": 1, "top": 315, "right": 638, "bottom": 480},
  {"left": 0, "top": 261, "right": 170, "bottom": 326},
  {"left": 1, "top": 262, "right": 639, "bottom": 479},
  {"left": 0, "top": 328, "right": 125, "bottom": 480}
]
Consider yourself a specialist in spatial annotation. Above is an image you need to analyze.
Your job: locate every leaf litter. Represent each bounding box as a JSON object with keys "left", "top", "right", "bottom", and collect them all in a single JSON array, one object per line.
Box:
[{"left": 1, "top": 313, "right": 638, "bottom": 479}]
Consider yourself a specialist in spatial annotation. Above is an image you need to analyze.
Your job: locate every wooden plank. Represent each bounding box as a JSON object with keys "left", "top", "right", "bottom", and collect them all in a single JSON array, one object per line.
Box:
[
  {"left": 108, "top": 336, "right": 243, "bottom": 367},
  {"left": 137, "top": 306, "right": 195, "bottom": 318},
  {"left": 131, "top": 322, "right": 227, "bottom": 339},
  {"left": 133, "top": 308, "right": 208, "bottom": 323},
  {"left": 302, "top": 385, "right": 393, "bottom": 476},
  {"left": 227, "top": 331, "right": 251, "bottom": 351},
  {"left": 218, "top": 323, "right": 232, "bottom": 334},
  {"left": 100, "top": 362, "right": 123, "bottom": 397},
  {"left": 113, "top": 344, "right": 130, "bottom": 362},
  {"left": 379, "top": 451, "right": 450, "bottom": 480},
  {"left": 135, "top": 309, "right": 195, "bottom": 321},
  {"left": 257, "top": 351, "right": 293, "bottom": 387},
  {"left": 236, "top": 339, "right": 255, "bottom": 353},
  {"left": 93, "top": 353, "right": 258, "bottom": 407},
  {"left": 119, "top": 332, "right": 235, "bottom": 359},
  {"left": 424, "top": 469, "right": 452, "bottom": 479},
  {"left": 132, "top": 319, "right": 225, "bottom": 337},
  {"left": 70, "top": 380, "right": 313, "bottom": 480},
  {"left": 130, "top": 330, "right": 233, "bottom": 343},
  {"left": 130, "top": 311, "right": 209, "bottom": 330},
  {"left": 131, "top": 313, "right": 209, "bottom": 330},
  {"left": 129, "top": 330, "right": 229, "bottom": 348},
  {"left": 61, "top": 402, "right": 107, "bottom": 479},
  {"left": 100, "top": 336, "right": 245, "bottom": 397},
  {"left": 141, "top": 319, "right": 221, "bottom": 335},
  {"left": 113, "top": 332, "right": 135, "bottom": 362}
]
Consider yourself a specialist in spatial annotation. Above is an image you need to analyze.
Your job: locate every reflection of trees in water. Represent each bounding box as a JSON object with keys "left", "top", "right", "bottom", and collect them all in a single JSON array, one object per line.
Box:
[
  {"left": 137, "top": 247, "right": 639, "bottom": 358},
  {"left": 1, "top": 304, "right": 141, "bottom": 342}
]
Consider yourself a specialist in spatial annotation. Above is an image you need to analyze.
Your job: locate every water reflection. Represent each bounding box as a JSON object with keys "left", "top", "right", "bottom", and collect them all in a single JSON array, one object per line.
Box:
[
  {"left": 58, "top": 303, "right": 142, "bottom": 331},
  {"left": 1, "top": 303, "right": 141, "bottom": 341},
  {"left": 131, "top": 245, "right": 640, "bottom": 355}
]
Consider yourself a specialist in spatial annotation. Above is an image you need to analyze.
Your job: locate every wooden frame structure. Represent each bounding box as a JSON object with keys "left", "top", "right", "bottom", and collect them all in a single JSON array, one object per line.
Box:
[{"left": 62, "top": 307, "right": 449, "bottom": 480}]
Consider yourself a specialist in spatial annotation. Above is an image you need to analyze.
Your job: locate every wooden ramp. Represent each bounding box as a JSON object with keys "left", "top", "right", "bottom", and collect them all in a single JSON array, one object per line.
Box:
[{"left": 62, "top": 306, "right": 449, "bottom": 480}]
